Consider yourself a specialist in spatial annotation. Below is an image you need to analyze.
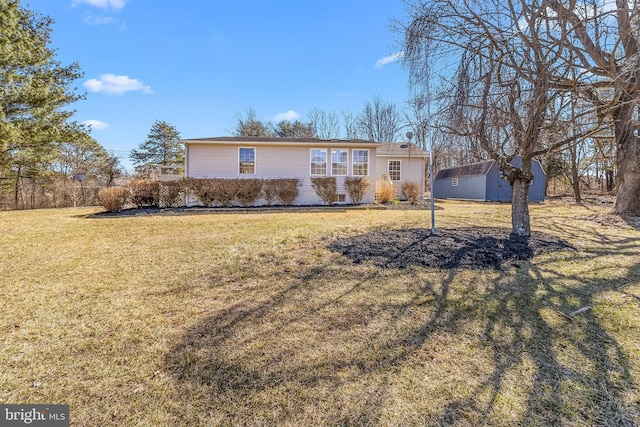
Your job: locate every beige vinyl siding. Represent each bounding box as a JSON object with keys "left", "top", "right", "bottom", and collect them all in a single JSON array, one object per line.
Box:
[
  {"left": 186, "top": 142, "right": 378, "bottom": 205},
  {"left": 375, "top": 156, "right": 426, "bottom": 199},
  {"left": 403, "top": 157, "right": 427, "bottom": 197},
  {"left": 187, "top": 144, "right": 238, "bottom": 177}
]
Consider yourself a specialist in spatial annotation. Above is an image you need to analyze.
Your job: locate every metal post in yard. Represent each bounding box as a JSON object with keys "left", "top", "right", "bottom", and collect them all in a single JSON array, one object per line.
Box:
[{"left": 425, "top": 38, "right": 435, "bottom": 234}]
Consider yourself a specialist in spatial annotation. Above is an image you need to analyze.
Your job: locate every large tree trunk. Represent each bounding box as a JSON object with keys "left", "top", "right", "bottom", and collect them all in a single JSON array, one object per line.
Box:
[
  {"left": 613, "top": 100, "right": 640, "bottom": 215},
  {"left": 615, "top": 140, "right": 640, "bottom": 215},
  {"left": 511, "top": 178, "right": 531, "bottom": 237}
]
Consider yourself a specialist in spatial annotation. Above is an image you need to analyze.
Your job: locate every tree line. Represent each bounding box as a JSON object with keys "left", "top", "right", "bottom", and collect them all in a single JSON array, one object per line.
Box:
[{"left": 229, "top": 98, "right": 405, "bottom": 143}]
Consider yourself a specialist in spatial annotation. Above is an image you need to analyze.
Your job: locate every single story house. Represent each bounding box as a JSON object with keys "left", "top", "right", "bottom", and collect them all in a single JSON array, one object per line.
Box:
[
  {"left": 182, "top": 137, "right": 428, "bottom": 206},
  {"left": 433, "top": 157, "right": 546, "bottom": 202}
]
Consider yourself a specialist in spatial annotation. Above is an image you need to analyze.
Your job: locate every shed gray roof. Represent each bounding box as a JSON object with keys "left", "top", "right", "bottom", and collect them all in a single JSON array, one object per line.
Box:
[{"left": 435, "top": 160, "right": 495, "bottom": 179}]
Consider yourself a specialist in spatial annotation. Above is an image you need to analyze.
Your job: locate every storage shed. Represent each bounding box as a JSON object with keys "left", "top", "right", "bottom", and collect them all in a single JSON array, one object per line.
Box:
[{"left": 433, "top": 157, "right": 546, "bottom": 202}]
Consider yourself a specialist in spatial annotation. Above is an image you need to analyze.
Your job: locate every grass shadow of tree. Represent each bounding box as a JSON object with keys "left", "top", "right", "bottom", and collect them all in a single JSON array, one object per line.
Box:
[
  {"left": 163, "top": 227, "right": 639, "bottom": 425},
  {"left": 435, "top": 260, "right": 639, "bottom": 426}
]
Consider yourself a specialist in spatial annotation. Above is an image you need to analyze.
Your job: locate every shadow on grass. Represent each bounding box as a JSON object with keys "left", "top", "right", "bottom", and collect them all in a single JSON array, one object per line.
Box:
[{"left": 163, "top": 226, "right": 639, "bottom": 425}]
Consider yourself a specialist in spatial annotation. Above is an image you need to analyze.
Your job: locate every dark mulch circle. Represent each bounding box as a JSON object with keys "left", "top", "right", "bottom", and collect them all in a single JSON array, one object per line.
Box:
[{"left": 329, "top": 227, "right": 574, "bottom": 270}]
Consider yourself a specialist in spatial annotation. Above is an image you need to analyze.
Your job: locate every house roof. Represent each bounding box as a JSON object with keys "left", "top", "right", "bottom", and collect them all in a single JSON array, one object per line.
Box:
[
  {"left": 435, "top": 160, "right": 496, "bottom": 179},
  {"left": 377, "top": 142, "right": 429, "bottom": 157},
  {"left": 182, "top": 136, "right": 380, "bottom": 148}
]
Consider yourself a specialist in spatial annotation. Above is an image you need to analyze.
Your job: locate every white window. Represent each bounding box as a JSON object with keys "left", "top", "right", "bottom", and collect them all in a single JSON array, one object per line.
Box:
[
  {"left": 452, "top": 177, "right": 459, "bottom": 187},
  {"left": 239, "top": 147, "right": 255, "bottom": 174},
  {"left": 331, "top": 149, "right": 348, "bottom": 176},
  {"left": 388, "top": 160, "right": 401, "bottom": 181},
  {"left": 352, "top": 149, "right": 369, "bottom": 176},
  {"left": 311, "top": 149, "right": 327, "bottom": 175}
]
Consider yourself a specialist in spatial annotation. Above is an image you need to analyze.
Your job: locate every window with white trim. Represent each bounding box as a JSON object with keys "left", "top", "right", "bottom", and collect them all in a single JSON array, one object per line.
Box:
[
  {"left": 352, "top": 149, "right": 369, "bottom": 176},
  {"left": 311, "top": 149, "right": 327, "bottom": 175},
  {"left": 388, "top": 160, "right": 401, "bottom": 181},
  {"left": 239, "top": 147, "right": 255, "bottom": 174},
  {"left": 331, "top": 149, "right": 348, "bottom": 176},
  {"left": 452, "top": 178, "right": 459, "bottom": 186}
]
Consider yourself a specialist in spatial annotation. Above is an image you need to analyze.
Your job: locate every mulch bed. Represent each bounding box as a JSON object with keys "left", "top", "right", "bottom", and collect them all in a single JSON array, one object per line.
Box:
[
  {"left": 329, "top": 227, "right": 574, "bottom": 270},
  {"left": 89, "top": 204, "right": 388, "bottom": 217}
]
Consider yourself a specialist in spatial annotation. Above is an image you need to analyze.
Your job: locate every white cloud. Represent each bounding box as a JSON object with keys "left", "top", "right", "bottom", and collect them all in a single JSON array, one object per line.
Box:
[
  {"left": 72, "top": 0, "right": 127, "bottom": 10},
  {"left": 272, "top": 110, "right": 300, "bottom": 122},
  {"left": 82, "top": 120, "right": 110, "bottom": 130},
  {"left": 84, "top": 74, "right": 153, "bottom": 95},
  {"left": 375, "top": 51, "right": 404, "bottom": 69},
  {"left": 82, "top": 14, "right": 117, "bottom": 26}
]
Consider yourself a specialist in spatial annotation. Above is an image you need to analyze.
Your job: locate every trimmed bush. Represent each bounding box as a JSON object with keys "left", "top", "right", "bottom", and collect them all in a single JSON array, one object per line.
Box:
[
  {"left": 184, "top": 178, "right": 301, "bottom": 207},
  {"left": 129, "top": 179, "right": 160, "bottom": 208},
  {"left": 262, "top": 179, "right": 278, "bottom": 206},
  {"left": 97, "top": 187, "right": 129, "bottom": 212},
  {"left": 376, "top": 174, "right": 396, "bottom": 203},
  {"left": 189, "top": 179, "right": 216, "bottom": 207},
  {"left": 345, "top": 176, "right": 372, "bottom": 204},
  {"left": 210, "top": 178, "right": 238, "bottom": 207},
  {"left": 310, "top": 177, "right": 337, "bottom": 205},
  {"left": 402, "top": 181, "right": 421, "bottom": 204},
  {"left": 273, "top": 178, "right": 300, "bottom": 206},
  {"left": 235, "top": 179, "right": 263, "bottom": 207}
]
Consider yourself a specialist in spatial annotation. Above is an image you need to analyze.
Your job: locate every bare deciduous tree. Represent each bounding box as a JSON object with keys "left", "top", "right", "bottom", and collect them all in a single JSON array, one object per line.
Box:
[
  {"left": 342, "top": 110, "right": 359, "bottom": 139},
  {"left": 400, "top": 0, "right": 605, "bottom": 236},
  {"left": 308, "top": 108, "right": 341, "bottom": 139},
  {"left": 357, "top": 95, "right": 403, "bottom": 142}
]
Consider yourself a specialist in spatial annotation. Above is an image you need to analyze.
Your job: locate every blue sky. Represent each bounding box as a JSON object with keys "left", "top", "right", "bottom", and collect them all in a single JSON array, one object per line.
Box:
[{"left": 26, "top": 0, "right": 411, "bottom": 171}]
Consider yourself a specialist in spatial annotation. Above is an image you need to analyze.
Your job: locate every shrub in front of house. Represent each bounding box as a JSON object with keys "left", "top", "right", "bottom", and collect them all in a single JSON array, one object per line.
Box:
[
  {"left": 97, "top": 187, "right": 129, "bottom": 212},
  {"left": 235, "top": 179, "right": 263, "bottom": 207},
  {"left": 186, "top": 178, "right": 300, "bottom": 207},
  {"left": 310, "top": 177, "right": 337, "bottom": 205},
  {"left": 345, "top": 176, "right": 372, "bottom": 204},
  {"left": 129, "top": 179, "right": 160, "bottom": 208},
  {"left": 159, "top": 180, "right": 185, "bottom": 208},
  {"left": 262, "top": 179, "right": 277, "bottom": 206},
  {"left": 402, "top": 181, "right": 421, "bottom": 205},
  {"left": 208, "top": 178, "right": 238, "bottom": 207},
  {"left": 189, "top": 178, "right": 216, "bottom": 207},
  {"left": 272, "top": 178, "right": 301, "bottom": 206},
  {"left": 376, "top": 174, "right": 396, "bottom": 203}
]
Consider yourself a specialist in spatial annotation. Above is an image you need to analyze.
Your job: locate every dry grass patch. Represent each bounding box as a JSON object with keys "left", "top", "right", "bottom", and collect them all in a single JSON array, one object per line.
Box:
[{"left": 0, "top": 201, "right": 639, "bottom": 426}]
